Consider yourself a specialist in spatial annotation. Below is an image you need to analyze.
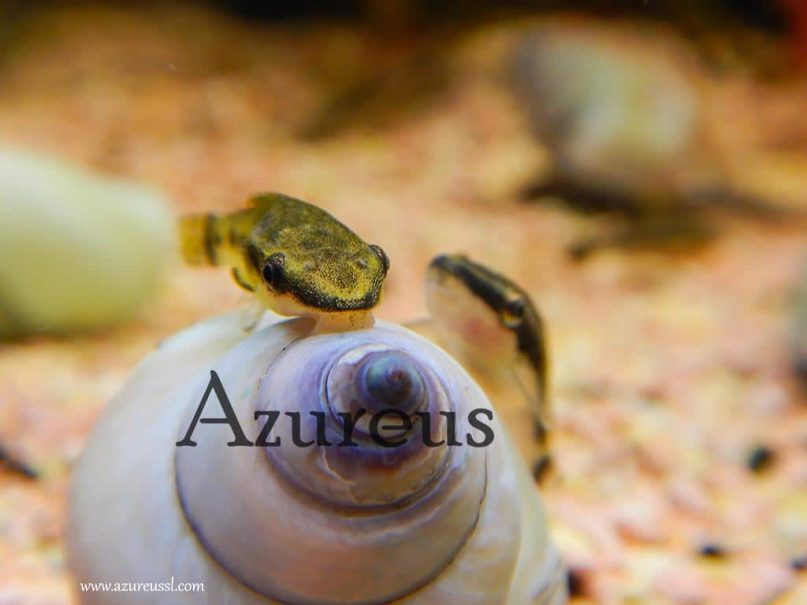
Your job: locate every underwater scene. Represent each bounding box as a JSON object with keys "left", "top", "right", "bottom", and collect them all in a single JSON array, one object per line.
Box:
[{"left": 0, "top": 1, "right": 805, "bottom": 604}]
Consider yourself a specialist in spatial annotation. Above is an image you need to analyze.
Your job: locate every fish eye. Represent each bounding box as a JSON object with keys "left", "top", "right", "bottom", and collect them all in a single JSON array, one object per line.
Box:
[
  {"left": 369, "top": 244, "right": 390, "bottom": 274},
  {"left": 262, "top": 253, "right": 286, "bottom": 290},
  {"left": 502, "top": 297, "right": 525, "bottom": 327}
]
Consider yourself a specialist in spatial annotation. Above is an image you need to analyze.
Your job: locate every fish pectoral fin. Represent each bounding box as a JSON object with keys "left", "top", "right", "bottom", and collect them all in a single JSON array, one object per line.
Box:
[
  {"left": 238, "top": 303, "right": 266, "bottom": 332},
  {"left": 231, "top": 268, "right": 255, "bottom": 292}
]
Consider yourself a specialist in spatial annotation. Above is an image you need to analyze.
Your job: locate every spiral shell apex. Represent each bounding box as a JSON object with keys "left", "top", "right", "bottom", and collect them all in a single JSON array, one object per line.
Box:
[{"left": 68, "top": 311, "right": 566, "bottom": 604}]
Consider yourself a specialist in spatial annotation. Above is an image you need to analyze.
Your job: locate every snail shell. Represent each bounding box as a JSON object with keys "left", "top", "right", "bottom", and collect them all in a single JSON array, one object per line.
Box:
[
  {"left": 67, "top": 311, "right": 566, "bottom": 604},
  {"left": 509, "top": 22, "right": 709, "bottom": 199}
]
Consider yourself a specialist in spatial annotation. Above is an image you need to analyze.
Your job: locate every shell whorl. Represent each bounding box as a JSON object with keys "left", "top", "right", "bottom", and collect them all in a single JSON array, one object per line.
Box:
[
  {"left": 175, "top": 325, "right": 488, "bottom": 604},
  {"left": 328, "top": 348, "right": 427, "bottom": 420}
]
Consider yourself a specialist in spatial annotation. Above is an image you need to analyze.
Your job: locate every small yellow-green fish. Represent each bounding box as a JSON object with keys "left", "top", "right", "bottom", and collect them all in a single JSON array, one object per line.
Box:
[{"left": 179, "top": 193, "right": 389, "bottom": 331}]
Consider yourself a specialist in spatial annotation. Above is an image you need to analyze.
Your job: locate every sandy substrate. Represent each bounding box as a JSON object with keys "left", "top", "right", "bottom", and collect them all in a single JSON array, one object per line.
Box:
[{"left": 0, "top": 5, "right": 805, "bottom": 604}]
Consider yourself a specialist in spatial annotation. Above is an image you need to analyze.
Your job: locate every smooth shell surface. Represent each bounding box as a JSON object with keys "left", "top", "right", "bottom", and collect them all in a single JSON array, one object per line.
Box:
[{"left": 68, "top": 310, "right": 566, "bottom": 604}]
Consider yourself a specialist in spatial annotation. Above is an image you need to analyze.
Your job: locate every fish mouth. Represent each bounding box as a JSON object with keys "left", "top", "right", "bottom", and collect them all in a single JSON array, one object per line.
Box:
[{"left": 292, "top": 286, "right": 382, "bottom": 313}]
